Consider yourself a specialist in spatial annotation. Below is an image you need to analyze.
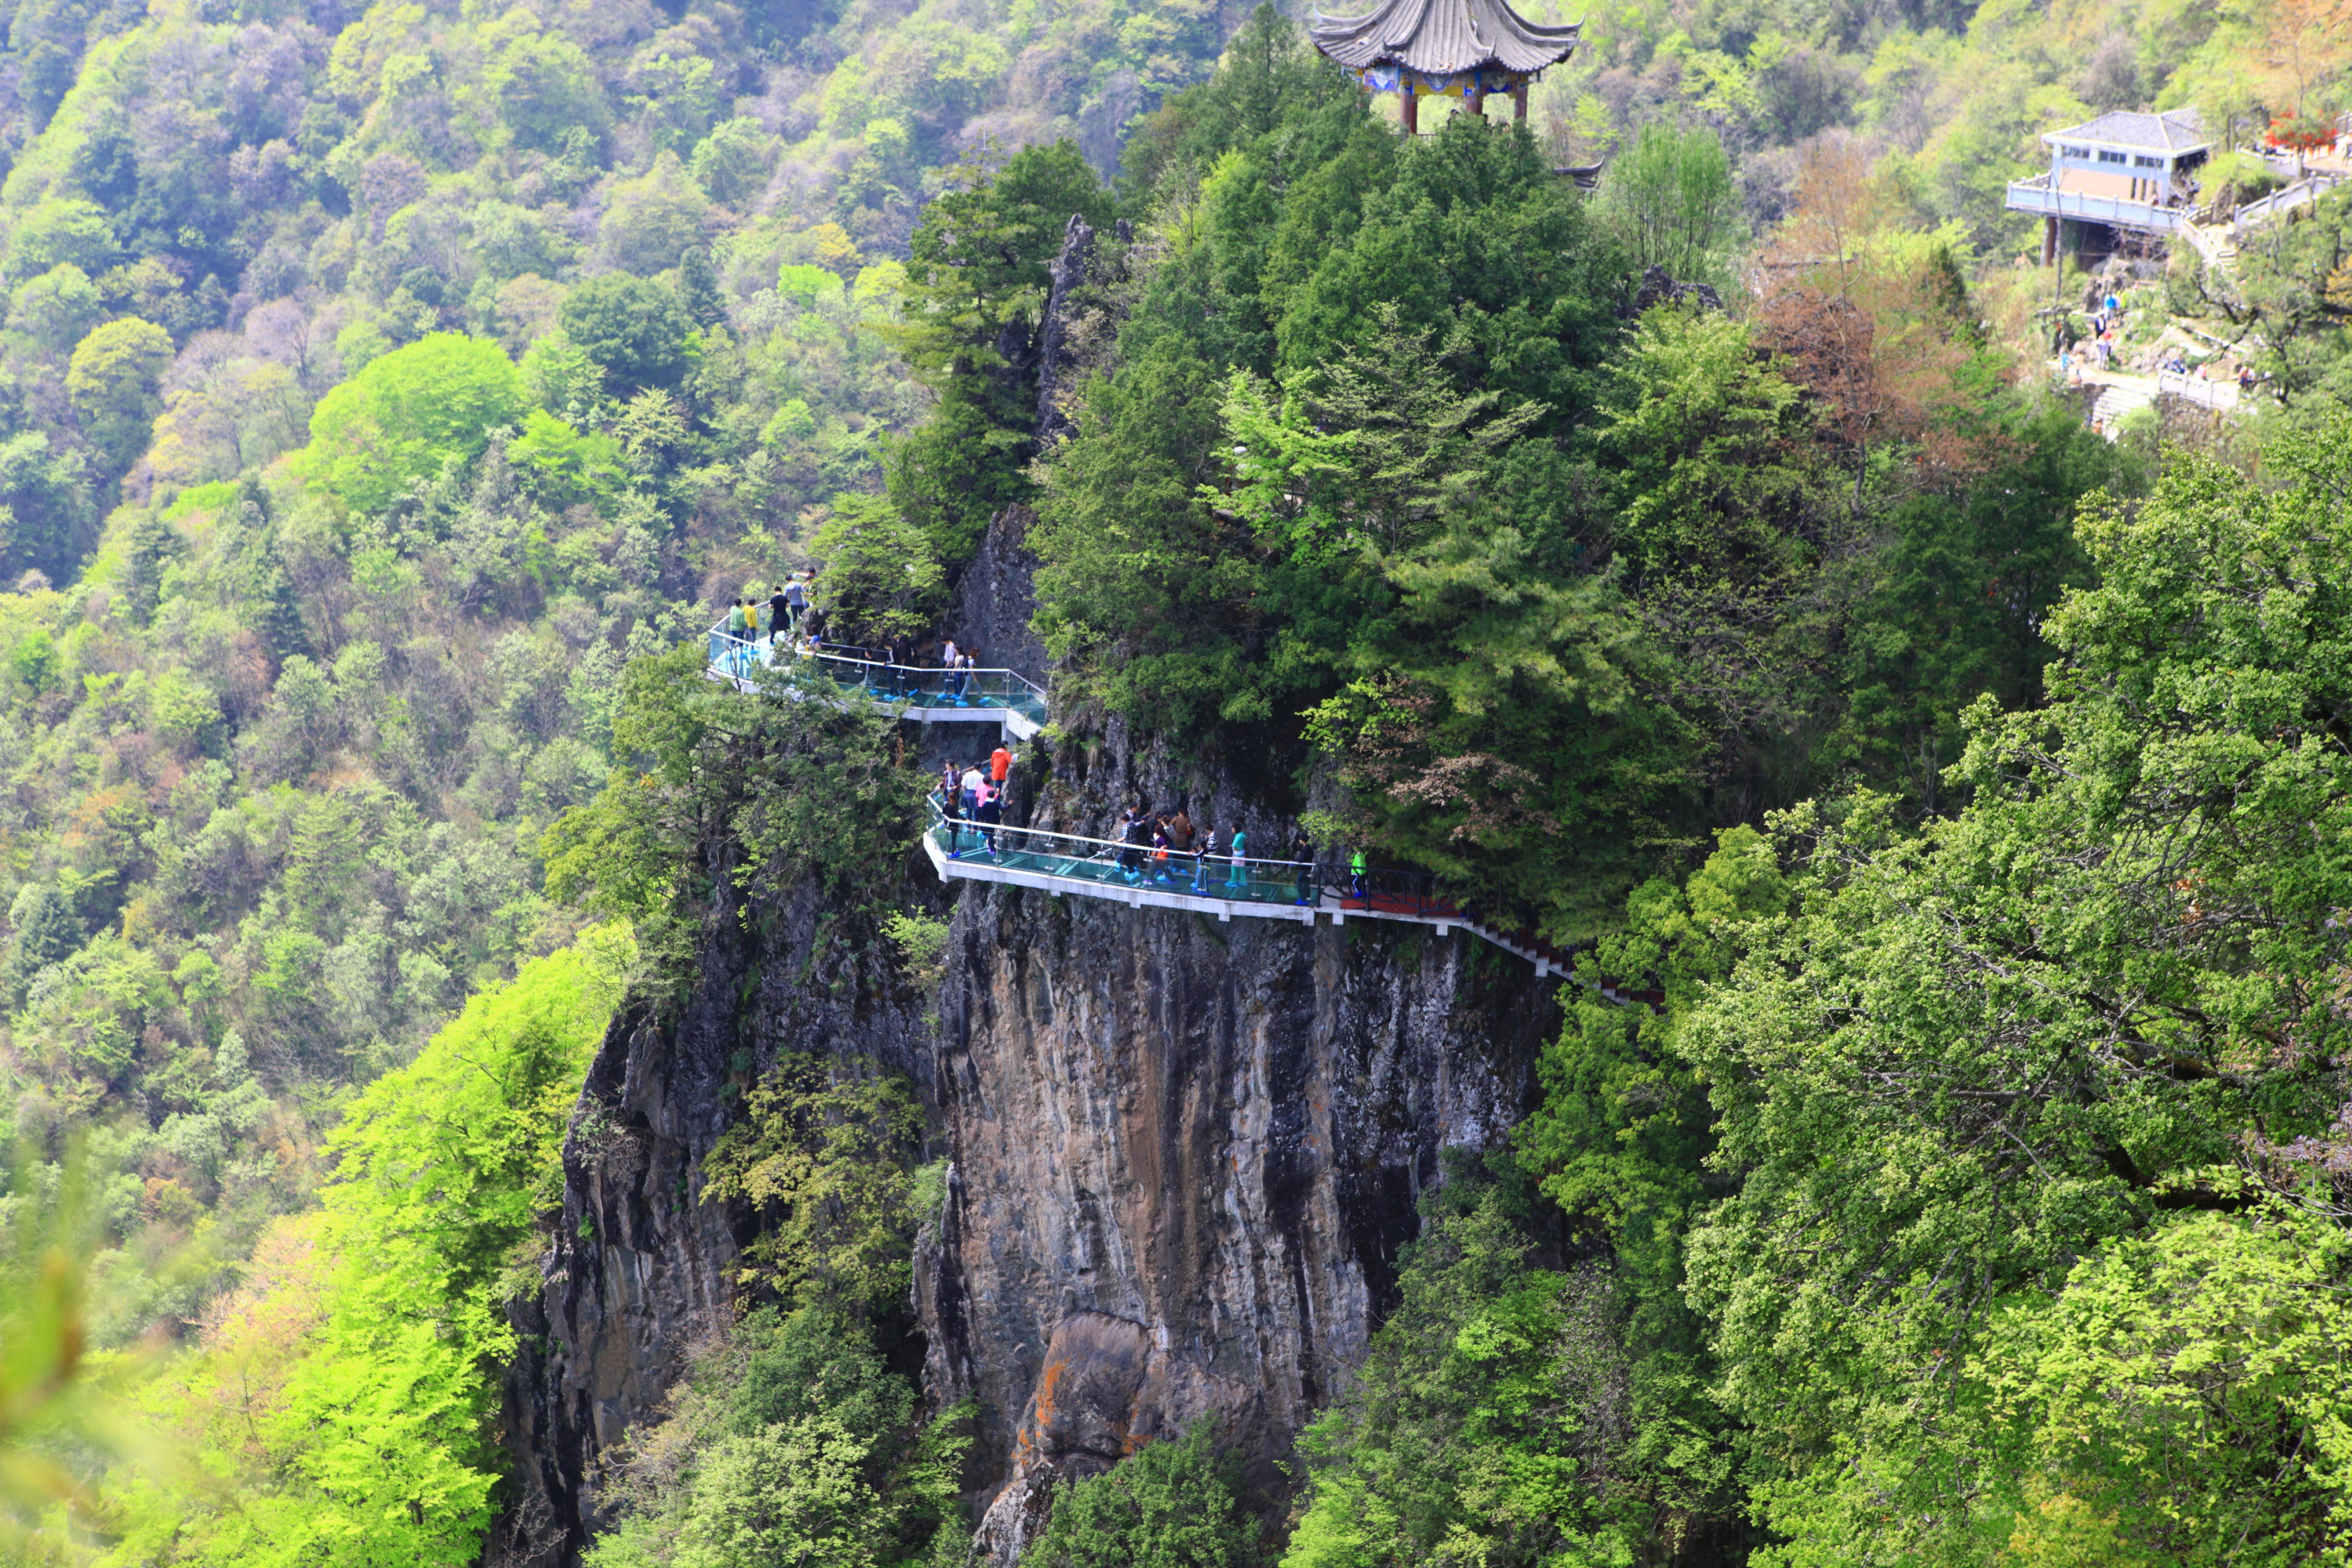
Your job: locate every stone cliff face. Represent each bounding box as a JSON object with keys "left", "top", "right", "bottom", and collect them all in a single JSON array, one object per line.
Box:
[
  {"left": 493, "top": 721, "right": 1561, "bottom": 1567},
  {"left": 488, "top": 867, "right": 936, "bottom": 1568},
  {"left": 947, "top": 504, "right": 1050, "bottom": 689},
  {"left": 931, "top": 872, "right": 1558, "bottom": 1561}
]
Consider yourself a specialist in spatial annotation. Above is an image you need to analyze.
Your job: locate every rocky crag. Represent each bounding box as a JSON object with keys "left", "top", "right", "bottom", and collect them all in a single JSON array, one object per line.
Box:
[
  {"left": 489, "top": 861, "right": 939, "bottom": 1567},
  {"left": 492, "top": 715, "right": 1562, "bottom": 1565},
  {"left": 928, "top": 747, "right": 1562, "bottom": 1562},
  {"left": 490, "top": 219, "right": 1568, "bottom": 1567}
]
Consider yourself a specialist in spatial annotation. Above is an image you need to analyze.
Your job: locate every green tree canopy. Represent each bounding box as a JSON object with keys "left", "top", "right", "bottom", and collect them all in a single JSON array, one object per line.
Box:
[
  {"left": 10, "top": 262, "right": 101, "bottom": 355},
  {"left": 487, "top": 28, "right": 607, "bottom": 152},
  {"left": 4, "top": 196, "right": 116, "bottom": 285},
  {"left": 1596, "top": 122, "right": 1741, "bottom": 286},
  {"left": 1525, "top": 426, "right": 2352, "bottom": 1563},
  {"left": 298, "top": 333, "right": 526, "bottom": 515},
  {"left": 808, "top": 492, "right": 945, "bottom": 643},
  {"left": 558, "top": 273, "right": 697, "bottom": 394},
  {"left": 1021, "top": 1421, "right": 1259, "bottom": 1568},
  {"left": 889, "top": 139, "right": 1119, "bottom": 560},
  {"left": 66, "top": 316, "right": 173, "bottom": 469}
]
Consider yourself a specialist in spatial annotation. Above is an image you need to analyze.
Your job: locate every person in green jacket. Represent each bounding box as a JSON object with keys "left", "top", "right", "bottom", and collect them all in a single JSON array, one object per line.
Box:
[
  {"left": 1225, "top": 827, "right": 1248, "bottom": 892},
  {"left": 1349, "top": 847, "right": 1368, "bottom": 902}
]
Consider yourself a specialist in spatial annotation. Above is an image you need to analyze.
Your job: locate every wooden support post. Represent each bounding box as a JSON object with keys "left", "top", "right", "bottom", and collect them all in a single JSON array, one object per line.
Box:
[
  {"left": 1512, "top": 77, "right": 1529, "bottom": 122},
  {"left": 2043, "top": 214, "right": 2057, "bottom": 267},
  {"left": 1402, "top": 88, "right": 1418, "bottom": 134},
  {"left": 1468, "top": 80, "right": 1485, "bottom": 117}
]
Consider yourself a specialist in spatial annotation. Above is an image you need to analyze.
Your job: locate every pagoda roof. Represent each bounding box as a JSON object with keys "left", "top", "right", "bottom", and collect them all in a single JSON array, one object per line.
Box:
[
  {"left": 1311, "top": 0, "right": 1582, "bottom": 76},
  {"left": 2042, "top": 108, "right": 2208, "bottom": 153}
]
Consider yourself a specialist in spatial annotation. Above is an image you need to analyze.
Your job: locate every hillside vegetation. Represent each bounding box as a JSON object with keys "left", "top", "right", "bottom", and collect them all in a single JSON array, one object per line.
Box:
[{"left": 0, "top": 0, "right": 2342, "bottom": 1560}]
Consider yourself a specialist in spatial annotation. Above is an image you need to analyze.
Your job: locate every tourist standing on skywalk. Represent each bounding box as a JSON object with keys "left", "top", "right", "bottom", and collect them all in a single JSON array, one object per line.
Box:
[
  {"left": 1118, "top": 807, "right": 1145, "bottom": 880},
  {"left": 975, "top": 779, "right": 1002, "bottom": 856},
  {"left": 940, "top": 760, "right": 962, "bottom": 854}
]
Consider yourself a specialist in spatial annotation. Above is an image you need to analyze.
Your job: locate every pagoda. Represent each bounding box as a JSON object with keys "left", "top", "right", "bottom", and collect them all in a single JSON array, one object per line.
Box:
[{"left": 1311, "top": 0, "right": 1582, "bottom": 133}]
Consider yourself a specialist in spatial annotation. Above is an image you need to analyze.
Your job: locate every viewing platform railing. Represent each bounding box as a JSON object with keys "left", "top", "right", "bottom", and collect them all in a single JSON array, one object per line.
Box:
[
  {"left": 927, "top": 795, "right": 1457, "bottom": 918},
  {"left": 707, "top": 627, "right": 1049, "bottom": 730},
  {"left": 701, "top": 617, "right": 1607, "bottom": 987},
  {"left": 2003, "top": 175, "right": 2192, "bottom": 233}
]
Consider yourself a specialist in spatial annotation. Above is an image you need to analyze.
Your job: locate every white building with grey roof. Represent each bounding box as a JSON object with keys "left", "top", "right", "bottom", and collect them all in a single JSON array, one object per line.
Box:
[{"left": 2006, "top": 108, "right": 2211, "bottom": 260}]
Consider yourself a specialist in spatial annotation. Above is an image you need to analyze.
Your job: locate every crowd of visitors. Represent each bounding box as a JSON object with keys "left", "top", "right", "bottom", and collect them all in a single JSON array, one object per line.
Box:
[
  {"left": 724, "top": 571, "right": 829, "bottom": 654},
  {"left": 714, "top": 579, "right": 1015, "bottom": 707},
  {"left": 938, "top": 776, "right": 1382, "bottom": 908},
  {"left": 940, "top": 745, "right": 1014, "bottom": 858}
]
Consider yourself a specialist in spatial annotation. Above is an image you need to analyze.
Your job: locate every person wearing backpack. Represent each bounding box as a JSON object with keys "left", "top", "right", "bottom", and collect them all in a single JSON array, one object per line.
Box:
[
  {"left": 1118, "top": 807, "right": 1145, "bottom": 882},
  {"left": 976, "top": 779, "right": 1003, "bottom": 857}
]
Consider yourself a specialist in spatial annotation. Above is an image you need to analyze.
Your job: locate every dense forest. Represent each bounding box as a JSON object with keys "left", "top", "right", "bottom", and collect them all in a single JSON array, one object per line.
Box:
[{"left": 0, "top": 0, "right": 2345, "bottom": 1560}]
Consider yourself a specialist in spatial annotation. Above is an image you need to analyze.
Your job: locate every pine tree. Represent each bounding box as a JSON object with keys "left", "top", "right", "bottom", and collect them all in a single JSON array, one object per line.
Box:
[
  {"left": 3, "top": 885, "right": 83, "bottom": 1004},
  {"left": 123, "top": 510, "right": 183, "bottom": 620},
  {"left": 227, "top": 477, "right": 308, "bottom": 663},
  {"left": 678, "top": 245, "right": 726, "bottom": 330}
]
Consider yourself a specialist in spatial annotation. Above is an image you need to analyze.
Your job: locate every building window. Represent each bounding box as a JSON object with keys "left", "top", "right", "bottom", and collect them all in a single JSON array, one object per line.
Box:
[
  {"left": 2063, "top": 145, "right": 2089, "bottom": 158},
  {"left": 2134, "top": 155, "right": 2163, "bottom": 169},
  {"left": 2098, "top": 150, "right": 2127, "bottom": 164}
]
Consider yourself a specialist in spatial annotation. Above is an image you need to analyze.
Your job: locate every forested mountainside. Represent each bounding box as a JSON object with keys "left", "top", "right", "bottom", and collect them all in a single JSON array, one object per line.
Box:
[{"left": 0, "top": 0, "right": 2346, "bottom": 1559}]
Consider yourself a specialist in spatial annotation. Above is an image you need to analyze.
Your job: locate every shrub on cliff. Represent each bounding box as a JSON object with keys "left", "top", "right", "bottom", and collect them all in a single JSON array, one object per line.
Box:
[{"left": 1021, "top": 1419, "right": 1261, "bottom": 1568}]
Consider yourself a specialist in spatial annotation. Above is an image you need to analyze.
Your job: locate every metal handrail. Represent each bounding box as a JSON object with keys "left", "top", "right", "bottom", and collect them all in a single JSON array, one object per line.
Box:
[
  {"left": 708, "top": 625, "right": 1048, "bottom": 704},
  {"left": 821, "top": 651, "right": 1049, "bottom": 703},
  {"left": 924, "top": 795, "right": 1460, "bottom": 917},
  {"left": 928, "top": 794, "right": 1306, "bottom": 865}
]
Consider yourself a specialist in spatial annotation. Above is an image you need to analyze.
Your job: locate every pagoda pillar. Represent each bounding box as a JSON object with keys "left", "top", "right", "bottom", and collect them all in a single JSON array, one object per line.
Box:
[
  {"left": 1403, "top": 89, "right": 1418, "bottom": 134},
  {"left": 1513, "top": 77, "right": 1529, "bottom": 121}
]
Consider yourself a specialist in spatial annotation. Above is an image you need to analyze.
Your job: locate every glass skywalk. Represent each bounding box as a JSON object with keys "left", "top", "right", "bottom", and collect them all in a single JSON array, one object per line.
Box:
[
  {"left": 704, "top": 619, "right": 1587, "bottom": 981},
  {"left": 707, "top": 626, "right": 1049, "bottom": 732}
]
